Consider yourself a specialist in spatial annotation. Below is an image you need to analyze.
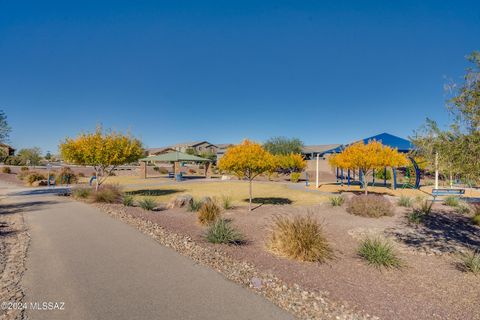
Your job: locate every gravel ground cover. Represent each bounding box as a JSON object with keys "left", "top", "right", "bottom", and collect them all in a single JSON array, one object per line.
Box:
[{"left": 94, "top": 198, "right": 480, "bottom": 320}]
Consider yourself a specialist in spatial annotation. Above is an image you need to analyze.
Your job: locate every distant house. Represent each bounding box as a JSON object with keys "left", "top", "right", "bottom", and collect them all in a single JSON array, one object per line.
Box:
[
  {"left": 146, "top": 141, "right": 217, "bottom": 157},
  {"left": 301, "top": 144, "right": 341, "bottom": 160},
  {"left": 0, "top": 143, "right": 15, "bottom": 156},
  {"left": 215, "top": 143, "right": 234, "bottom": 160}
]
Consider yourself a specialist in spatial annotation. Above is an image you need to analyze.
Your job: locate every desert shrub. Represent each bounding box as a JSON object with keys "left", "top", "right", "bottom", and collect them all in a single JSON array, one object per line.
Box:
[
  {"left": 346, "top": 195, "right": 393, "bottom": 218},
  {"left": 455, "top": 202, "right": 471, "bottom": 214},
  {"left": 266, "top": 215, "right": 332, "bottom": 262},
  {"left": 205, "top": 219, "right": 243, "bottom": 244},
  {"left": 416, "top": 199, "right": 433, "bottom": 215},
  {"left": 199, "top": 164, "right": 205, "bottom": 169},
  {"left": 221, "top": 195, "right": 233, "bottom": 210},
  {"left": 397, "top": 195, "right": 413, "bottom": 207},
  {"left": 72, "top": 187, "right": 92, "bottom": 199},
  {"left": 2, "top": 167, "right": 11, "bottom": 174},
  {"left": 4, "top": 156, "right": 24, "bottom": 166},
  {"left": 472, "top": 215, "right": 480, "bottom": 226},
  {"left": 26, "top": 172, "right": 46, "bottom": 185},
  {"left": 123, "top": 194, "right": 135, "bottom": 206},
  {"left": 92, "top": 184, "right": 123, "bottom": 203},
  {"left": 459, "top": 250, "right": 480, "bottom": 274},
  {"left": 358, "top": 237, "right": 402, "bottom": 269},
  {"left": 187, "top": 198, "right": 203, "bottom": 212},
  {"left": 290, "top": 172, "right": 301, "bottom": 183},
  {"left": 444, "top": 195, "right": 460, "bottom": 207},
  {"left": 20, "top": 166, "right": 29, "bottom": 172},
  {"left": 138, "top": 197, "right": 157, "bottom": 211},
  {"left": 197, "top": 201, "right": 222, "bottom": 225},
  {"left": 78, "top": 172, "right": 86, "bottom": 178},
  {"left": 57, "top": 167, "right": 78, "bottom": 184},
  {"left": 470, "top": 204, "right": 480, "bottom": 216},
  {"left": 153, "top": 166, "right": 160, "bottom": 172},
  {"left": 329, "top": 195, "right": 345, "bottom": 207},
  {"left": 407, "top": 210, "right": 425, "bottom": 225}
]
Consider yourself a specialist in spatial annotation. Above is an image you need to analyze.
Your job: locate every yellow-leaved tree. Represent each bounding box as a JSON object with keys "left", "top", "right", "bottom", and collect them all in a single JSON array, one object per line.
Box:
[
  {"left": 218, "top": 140, "right": 275, "bottom": 211},
  {"left": 59, "top": 127, "right": 144, "bottom": 190},
  {"left": 329, "top": 140, "right": 407, "bottom": 194}
]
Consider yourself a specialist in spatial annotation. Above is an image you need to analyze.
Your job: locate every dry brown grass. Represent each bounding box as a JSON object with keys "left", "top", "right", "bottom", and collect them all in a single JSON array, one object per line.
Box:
[
  {"left": 266, "top": 214, "right": 332, "bottom": 262},
  {"left": 346, "top": 195, "right": 393, "bottom": 218},
  {"left": 197, "top": 200, "right": 222, "bottom": 225}
]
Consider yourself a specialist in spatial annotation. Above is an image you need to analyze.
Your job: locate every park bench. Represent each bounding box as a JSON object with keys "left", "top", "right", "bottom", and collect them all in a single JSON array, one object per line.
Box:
[{"left": 431, "top": 188, "right": 465, "bottom": 201}]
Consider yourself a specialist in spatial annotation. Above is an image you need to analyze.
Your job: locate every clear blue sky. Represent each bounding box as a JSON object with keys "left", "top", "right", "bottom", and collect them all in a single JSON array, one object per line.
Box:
[{"left": 1, "top": 0, "right": 479, "bottom": 154}]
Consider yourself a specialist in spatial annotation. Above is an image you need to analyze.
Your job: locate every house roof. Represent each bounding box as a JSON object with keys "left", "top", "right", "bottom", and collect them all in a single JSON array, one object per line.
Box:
[
  {"left": 0, "top": 143, "right": 15, "bottom": 150},
  {"left": 302, "top": 144, "right": 341, "bottom": 154},
  {"left": 140, "top": 151, "right": 212, "bottom": 162}
]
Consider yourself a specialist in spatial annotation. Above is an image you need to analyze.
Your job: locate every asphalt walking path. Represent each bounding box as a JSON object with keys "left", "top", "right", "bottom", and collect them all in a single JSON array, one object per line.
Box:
[{"left": 5, "top": 186, "right": 292, "bottom": 320}]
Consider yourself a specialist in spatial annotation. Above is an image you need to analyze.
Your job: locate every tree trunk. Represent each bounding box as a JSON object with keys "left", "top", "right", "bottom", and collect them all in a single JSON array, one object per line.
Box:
[
  {"left": 363, "top": 170, "right": 368, "bottom": 195},
  {"left": 95, "top": 169, "right": 99, "bottom": 191},
  {"left": 249, "top": 179, "right": 252, "bottom": 211}
]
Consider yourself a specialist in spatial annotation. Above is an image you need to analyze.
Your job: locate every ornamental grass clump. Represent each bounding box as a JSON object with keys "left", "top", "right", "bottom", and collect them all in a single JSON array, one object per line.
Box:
[
  {"left": 122, "top": 194, "right": 135, "bottom": 206},
  {"left": 266, "top": 215, "right": 332, "bottom": 262},
  {"left": 92, "top": 184, "right": 123, "bottom": 203},
  {"left": 72, "top": 187, "right": 92, "bottom": 199},
  {"left": 187, "top": 198, "right": 203, "bottom": 212},
  {"left": 2, "top": 167, "right": 11, "bottom": 174},
  {"left": 346, "top": 195, "right": 393, "bottom": 218},
  {"left": 407, "top": 210, "right": 425, "bottom": 225},
  {"left": 358, "top": 237, "right": 402, "bottom": 269},
  {"left": 138, "top": 197, "right": 157, "bottom": 211},
  {"left": 459, "top": 250, "right": 480, "bottom": 275},
  {"left": 221, "top": 195, "right": 233, "bottom": 210},
  {"left": 472, "top": 215, "right": 480, "bottom": 226},
  {"left": 397, "top": 195, "right": 413, "bottom": 207},
  {"left": 329, "top": 195, "right": 345, "bottom": 207},
  {"left": 205, "top": 219, "right": 243, "bottom": 244},
  {"left": 444, "top": 195, "right": 460, "bottom": 207},
  {"left": 197, "top": 201, "right": 222, "bottom": 225}
]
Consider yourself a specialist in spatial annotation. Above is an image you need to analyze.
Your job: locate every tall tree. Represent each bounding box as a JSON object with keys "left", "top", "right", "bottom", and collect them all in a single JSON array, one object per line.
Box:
[
  {"left": 218, "top": 140, "right": 275, "bottom": 210},
  {"left": 263, "top": 137, "right": 304, "bottom": 155},
  {"left": 412, "top": 51, "right": 480, "bottom": 185},
  {"left": 0, "top": 110, "right": 11, "bottom": 143},
  {"left": 329, "top": 141, "right": 407, "bottom": 194},
  {"left": 17, "top": 147, "right": 42, "bottom": 166},
  {"left": 60, "top": 127, "right": 144, "bottom": 190}
]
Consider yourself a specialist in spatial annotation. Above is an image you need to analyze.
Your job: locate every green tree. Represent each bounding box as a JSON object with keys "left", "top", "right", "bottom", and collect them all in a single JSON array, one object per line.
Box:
[
  {"left": 45, "top": 151, "right": 52, "bottom": 160},
  {"left": 0, "top": 110, "right": 11, "bottom": 143},
  {"left": 218, "top": 140, "right": 275, "bottom": 211},
  {"left": 263, "top": 137, "right": 304, "bottom": 155},
  {"left": 59, "top": 127, "right": 144, "bottom": 190},
  {"left": 17, "top": 147, "right": 42, "bottom": 166}
]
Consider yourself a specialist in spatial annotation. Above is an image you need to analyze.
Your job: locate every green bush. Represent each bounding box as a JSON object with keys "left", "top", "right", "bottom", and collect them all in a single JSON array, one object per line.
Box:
[
  {"left": 92, "top": 184, "right": 123, "bottom": 203},
  {"left": 72, "top": 187, "right": 92, "bottom": 199},
  {"left": 4, "top": 156, "right": 24, "bottom": 166},
  {"left": 346, "top": 195, "right": 393, "bottom": 218},
  {"left": 329, "top": 195, "right": 345, "bottom": 207},
  {"left": 138, "top": 197, "right": 157, "bottom": 211},
  {"left": 187, "top": 198, "right": 203, "bottom": 212},
  {"left": 205, "top": 219, "right": 243, "bottom": 244},
  {"left": 266, "top": 215, "right": 332, "bottom": 262},
  {"left": 407, "top": 210, "right": 425, "bottom": 225},
  {"left": 459, "top": 250, "right": 480, "bottom": 274},
  {"left": 358, "top": 237, "right": 402, "bottom": 269},
  {"left": 397, "top": 195, "right": 413, "bottom": 207},
  {"left": 444, "top": 195, "right": 460, "bottom": 207},
  {"left": 1, "top": 167, "right": 11, "bottom": 174},
  {"left": 57, "top": 167, "right": 78, "bottom": 184},
  {"left": 197, "top": 201, "right": 222, "bottom": 225},
  {"left": 221, "top": 195, "right": 233, "bottom": 210},
  {"left": 122, "top": 194, "right": 135, "bottom": 206},
  {"left": 416, "top": 199, "right": 433, "bottom": 215},
  {"left": 472, "top": 215, "right": 480, "bottom": 226},
  {"left": 26, "top": 172, "right": 46, "bottom": 185},
  {"left": 290, "top": 172, "right": 301, "bottom": 183}
]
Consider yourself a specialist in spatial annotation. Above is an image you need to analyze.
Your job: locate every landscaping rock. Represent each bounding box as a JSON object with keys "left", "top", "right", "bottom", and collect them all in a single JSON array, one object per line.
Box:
[{"left": 167, "top": 194, "right": 193, "bottom": 209}]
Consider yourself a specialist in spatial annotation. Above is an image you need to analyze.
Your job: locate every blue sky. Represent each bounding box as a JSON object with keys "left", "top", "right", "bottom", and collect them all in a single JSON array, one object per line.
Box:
[{"left": 1, "top": 0, "right": 479, "bottom": 154}]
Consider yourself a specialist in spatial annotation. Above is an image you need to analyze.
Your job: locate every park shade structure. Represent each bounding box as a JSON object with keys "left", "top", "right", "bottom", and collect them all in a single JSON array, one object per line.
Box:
[
  {"left": 139, "top": 151, "right": 212, "bottom": 179},
  {"left": 324, "top": 133, "right": 419, "bottom": 189}
]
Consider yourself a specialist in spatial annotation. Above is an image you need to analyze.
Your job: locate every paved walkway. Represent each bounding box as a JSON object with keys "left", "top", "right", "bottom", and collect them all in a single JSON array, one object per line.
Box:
[{"left": 9, "top": 190, "right": 292, "bottom": 320}]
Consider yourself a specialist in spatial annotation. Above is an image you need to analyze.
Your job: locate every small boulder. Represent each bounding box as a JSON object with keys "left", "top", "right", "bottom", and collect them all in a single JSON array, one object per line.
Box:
[{"left": 167, "top": 194, "right": 193, "bottom": 209}]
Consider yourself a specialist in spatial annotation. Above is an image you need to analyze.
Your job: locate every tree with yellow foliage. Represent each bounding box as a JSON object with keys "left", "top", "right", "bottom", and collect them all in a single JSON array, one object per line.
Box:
[
  {"left": 218, "top": 140, "right": 275, "bottom": 211},
  {"left": 329, "top": 140, "right": 407, "bottom": 194},
  {"left": 59, "top": 127, "right": 144, "bottom": 190}
]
